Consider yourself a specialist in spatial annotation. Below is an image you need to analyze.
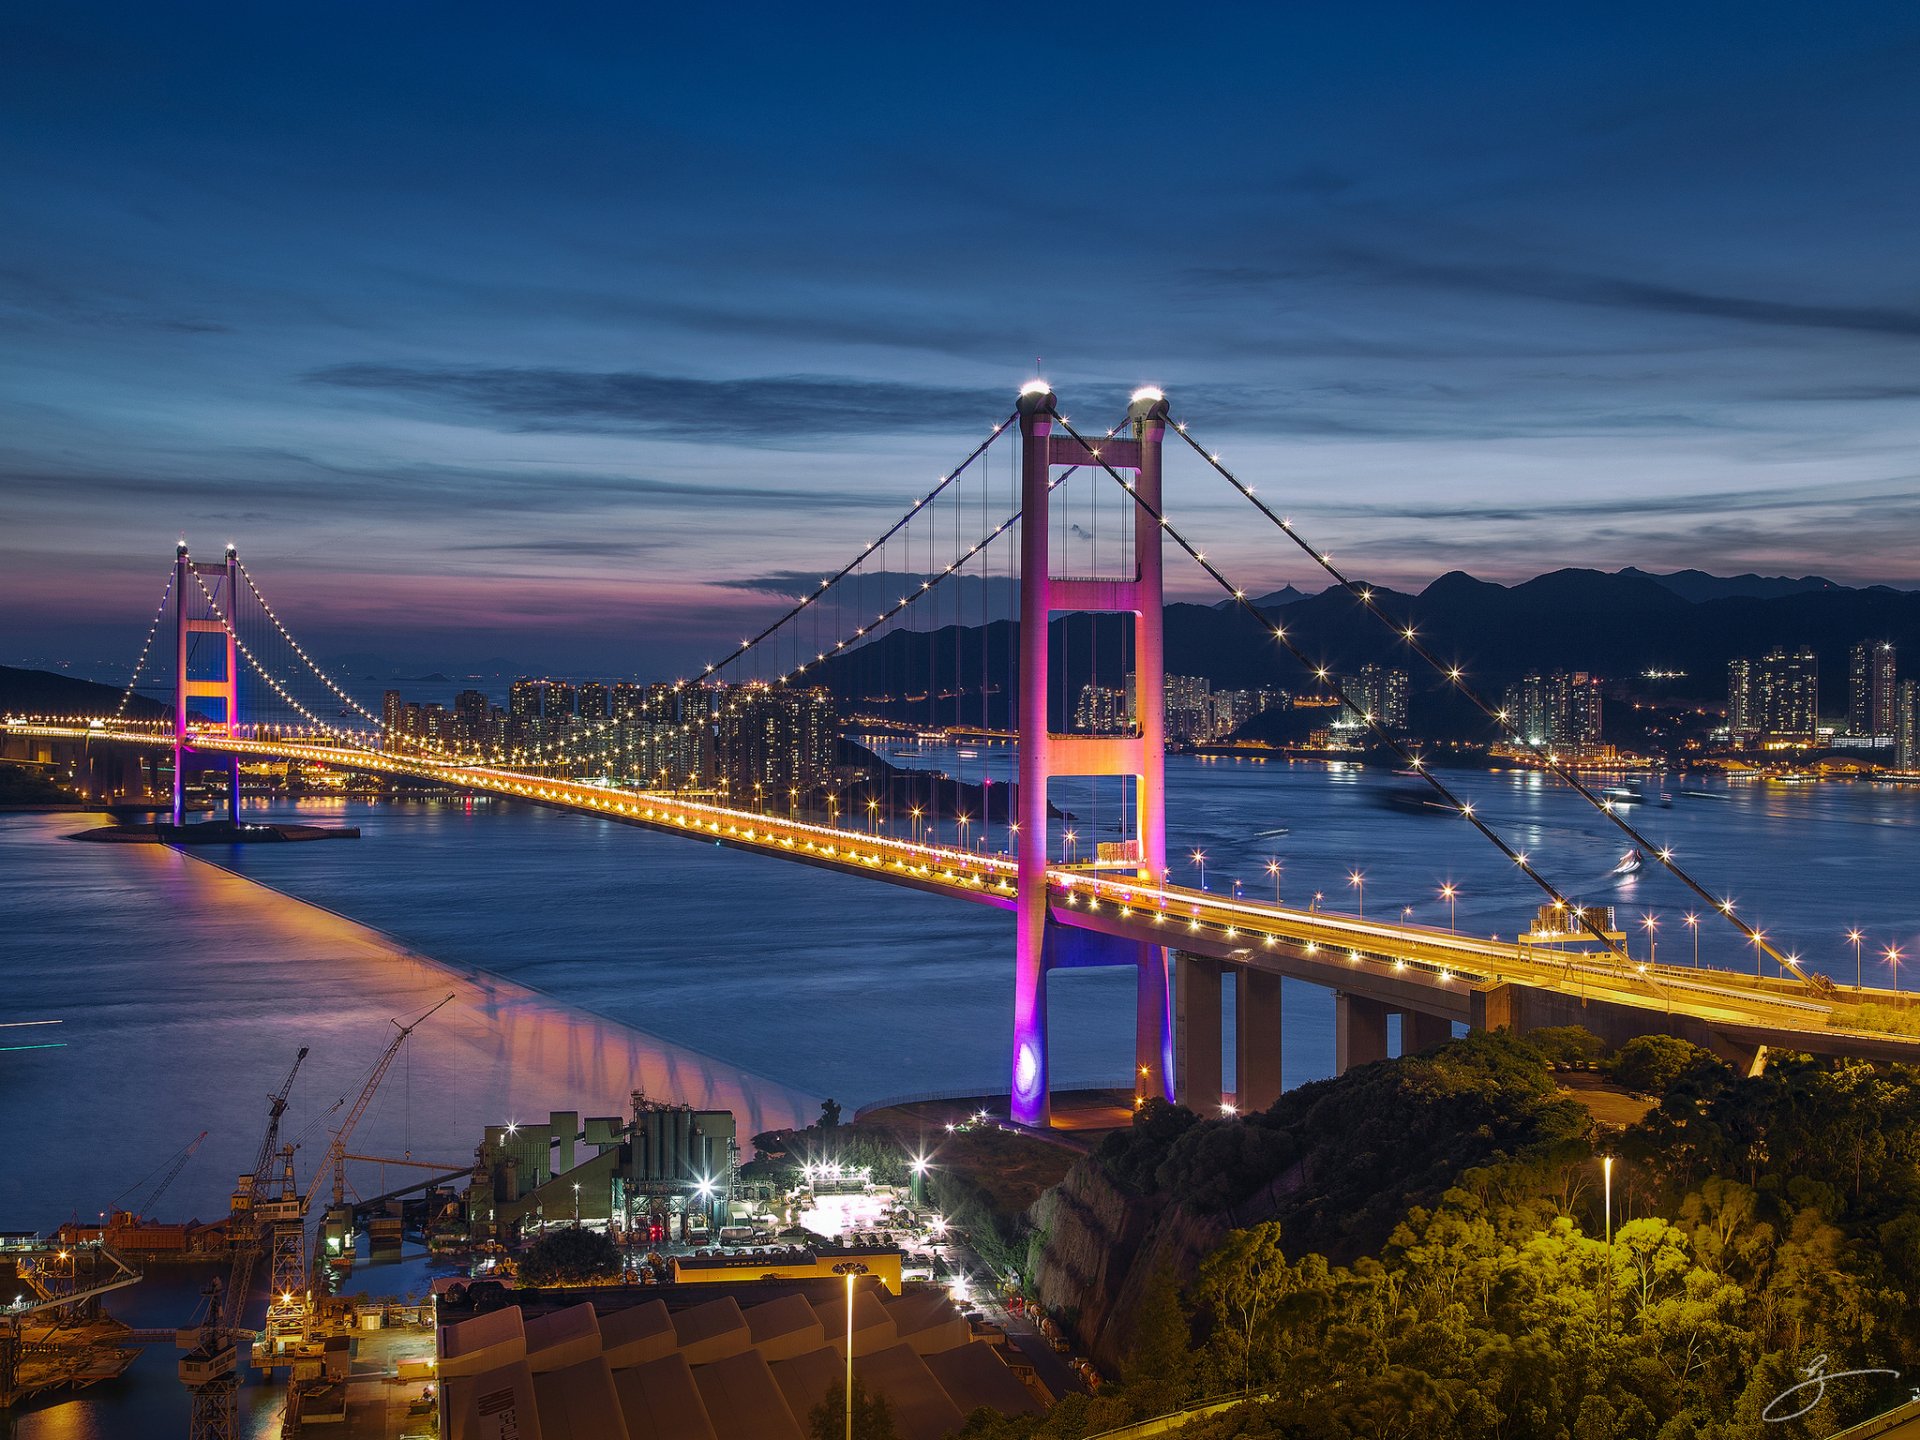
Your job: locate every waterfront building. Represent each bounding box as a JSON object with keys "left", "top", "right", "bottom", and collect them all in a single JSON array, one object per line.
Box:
[
  {"left": 715, "top": 683, "right": 836, "bottom": 808},
  {"left": 454, "top": 689, "right": 490, "bottom": 752},
  {"left": 578, "top": 681, "right": 610, "bottom": 722},
  {"left": 1164, "top": 674, "right": 1213, "bottom": 743},
  {"left": 1073, "top": 682, "right": 1128, "bottom": 734},
  {"left": 1850, "top": 641, "right": 1897, "bottom": 737},
  {"left": 1726, "top": 650, "right": 1819, "bottom": 746},
  {"left": 382, "top": 688, "right": 404, "bottom": 745},
  {"left": 1502, "top": 671, "right": 1603, "bottom": 753},
  {"left": 1898, "top": 679, "right": 1920, "bottom": 770},
  {"left": 1338, "top": 664, "right": 1411, "bottom": 733}
]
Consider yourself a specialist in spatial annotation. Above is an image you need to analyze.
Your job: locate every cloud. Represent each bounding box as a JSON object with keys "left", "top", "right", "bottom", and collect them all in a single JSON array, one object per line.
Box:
[
  {"left": 1193, "top": 250, "right": 1920, "bottom": 341},
  {"left": 306, "top": 365, "right": 1013, "bottom": 442}
]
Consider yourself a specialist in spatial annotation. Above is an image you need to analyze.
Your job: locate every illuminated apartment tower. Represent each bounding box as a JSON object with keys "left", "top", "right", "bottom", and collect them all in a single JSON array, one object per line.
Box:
[{"left": 1849, "top": 641, "right": 1896, "bottom": 738}]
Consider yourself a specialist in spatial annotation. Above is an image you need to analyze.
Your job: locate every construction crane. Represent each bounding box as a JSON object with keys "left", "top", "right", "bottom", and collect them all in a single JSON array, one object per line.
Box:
[
  {"left": 108, "top": 1129, "right": 208, "bottom": 1219},
  {"left": 309, "top": 994, "right": 454, "bottom": 1218},
  {"left": 225, "top": 1048, "right": 312, "bottom": 1343},
  {"left": 256, "top": 997, "right": 456, "bottom": 1347}
]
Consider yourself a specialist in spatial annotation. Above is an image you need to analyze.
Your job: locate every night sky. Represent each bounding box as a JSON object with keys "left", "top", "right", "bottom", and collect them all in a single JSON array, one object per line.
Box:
[{"left": 5, "top": 3, "right": 1918, "bottom": 677}]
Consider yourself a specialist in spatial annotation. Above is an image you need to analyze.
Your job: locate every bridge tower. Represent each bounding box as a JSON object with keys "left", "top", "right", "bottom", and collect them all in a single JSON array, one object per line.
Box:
[
  {"left": 1012, "top": 383, "right": 1174, "bottom": 1127},
  {"left": 173, "top": 542, "right": 242, "bottom": 828}
]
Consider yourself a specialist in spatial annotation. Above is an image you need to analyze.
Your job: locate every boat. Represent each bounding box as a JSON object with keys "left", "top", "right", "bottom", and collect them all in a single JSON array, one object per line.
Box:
[
  {"left": 1612, "top": 848, "right": 1643, "bottom": 877},
  {"left": 1254, "top": 826, "right": 1290, "bottom": 837}
]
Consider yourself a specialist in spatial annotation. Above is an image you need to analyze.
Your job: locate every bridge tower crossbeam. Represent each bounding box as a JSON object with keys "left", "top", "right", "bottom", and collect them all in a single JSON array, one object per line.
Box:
[
  {"left": 173, "top": 542, "right": 241, "bottom": 828},
  {"left": 1012, "top": 383, "right": 1174, "bottom": 1127}
]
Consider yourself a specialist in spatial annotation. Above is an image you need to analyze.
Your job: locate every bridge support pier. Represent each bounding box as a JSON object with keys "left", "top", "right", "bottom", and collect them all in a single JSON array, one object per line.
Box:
[
  {"left": 1174, "top": 953, "right": 1223, "bottom": 1111},
  {"left": 1399, "top": 1009, "right": 1453, "bottom": 1055},
  {"left": 1335, "top": 992, "right": 1391, "bottom": 1074},
  {"left": 1235, "top": 970, "right": 1283, "bottom": 1112}
]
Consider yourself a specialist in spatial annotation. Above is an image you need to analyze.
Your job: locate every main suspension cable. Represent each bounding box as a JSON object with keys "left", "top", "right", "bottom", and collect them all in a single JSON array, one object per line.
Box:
[
  {"left": 1166, "top": 418, "right": 1817, "bottom": 991},
  {"left": 532, "top": 414, "right": 1021, "bottom": 764},
  {"left": 115, "top": 569, "right": 175, "bottom": 721},
  {"left": 1048, "top": 408, "right": 1667, "bottom": 998},
  {"left": 236, "top": 561, "right": 386, "bottom": 732}
]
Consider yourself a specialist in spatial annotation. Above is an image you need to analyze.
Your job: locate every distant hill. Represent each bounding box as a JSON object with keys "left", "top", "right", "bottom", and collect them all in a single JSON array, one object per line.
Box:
[
  {"left": 1620, "top": 567, "right": 1845, "bottom": 603},
  {"left": 1213, "top": 584, "right": 1310, "bottom": 611},
  {"left": 813, "top": 567, "right": 1920, "bottom": 733},
  {"left": 0, "top": 665, "right": 167, "bottom": 721}
]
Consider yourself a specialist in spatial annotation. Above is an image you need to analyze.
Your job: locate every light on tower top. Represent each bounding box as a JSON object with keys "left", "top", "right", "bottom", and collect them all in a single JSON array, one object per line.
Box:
[
  {"left": 1019, "top": 378, "right": 1051, "bottom": 397},
  {"left": 1130, "top": 385, "right": 1165, "bottom": 404}
]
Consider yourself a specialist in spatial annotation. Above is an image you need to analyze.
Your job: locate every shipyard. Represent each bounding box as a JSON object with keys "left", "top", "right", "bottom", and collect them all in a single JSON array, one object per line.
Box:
[{"left": 1, "top": 1011, "right": 1090, "bottom": 1439}]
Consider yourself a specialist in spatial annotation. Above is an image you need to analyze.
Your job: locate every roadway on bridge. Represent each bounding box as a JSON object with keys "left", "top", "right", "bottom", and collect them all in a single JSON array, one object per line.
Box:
[{"left": 16, "top": 720, "right": 1918, "bottom": 1066}]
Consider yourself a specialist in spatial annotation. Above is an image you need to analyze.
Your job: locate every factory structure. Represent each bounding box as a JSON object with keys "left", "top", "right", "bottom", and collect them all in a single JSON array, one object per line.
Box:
[{"left": 462, "top": 1092, "right": 741, "bottom": 1246}]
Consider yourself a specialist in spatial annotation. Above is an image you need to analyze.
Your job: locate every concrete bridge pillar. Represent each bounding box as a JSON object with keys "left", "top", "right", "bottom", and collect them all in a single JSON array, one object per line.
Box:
[
  {"left": 1174, "top": 953, "right": 1223, "bottom": 1110},
  {"left": 1235, "top": 969, "right": 1283, "bottom": 1112},
  {"left": 1399, "top": 1009, "right": 1454, "bottom": 1055},
  {"left": 1335, "top": 992, "right": 1391, "bottom": 1074}
]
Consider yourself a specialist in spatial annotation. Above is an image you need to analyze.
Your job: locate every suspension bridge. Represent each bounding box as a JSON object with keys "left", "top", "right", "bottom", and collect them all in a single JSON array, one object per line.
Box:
[{"left": 7, "top": 382, "right": 1918, "bottom": 1126}]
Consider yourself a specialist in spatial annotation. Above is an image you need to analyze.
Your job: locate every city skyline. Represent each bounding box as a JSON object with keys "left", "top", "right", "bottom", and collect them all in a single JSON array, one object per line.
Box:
[{"left": 5, "top": 4, "right": 1920, "bottom": 675}]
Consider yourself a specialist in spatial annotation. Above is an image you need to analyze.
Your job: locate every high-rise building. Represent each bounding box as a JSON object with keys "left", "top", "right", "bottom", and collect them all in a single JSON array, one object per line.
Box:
[
  {"left": 578, "top": 682, "right": 610, "bottom": 722},
  {"left": 1164, "top": 674, "right": 1212, "bottom": 743},
  {"left": 1849, "top": 641, "right": 1896, "bottom": 737},
  {"left": 1073, "top": 683, "right": 1128, "bottom": 734},
  {"left": 1897, "top": 679, "right": 1919, "bottom": 771},
  {"left": 454, "top": 689, "right": 489, "bottom": 751},
  {"left": 1726, "top": 658, "right": 1755, "bottom": 739},
  {"left": 1755, "top": 649, "right": 1819, "bottom": 743},
  {"left": 1503, "top": 671, "right": 1603, "bottom": 753},
  {"left": 714, "top": 684, "right": 837, "bottom": 807},
  {"left": 509, "top": 679, "right": 543, "bottom": 720},
  {"left": 1338, "top": 664, "right": 1410, "bottom": 733},
  {"left": 382, "top": 689, "right": 404, "bottom": 744}
]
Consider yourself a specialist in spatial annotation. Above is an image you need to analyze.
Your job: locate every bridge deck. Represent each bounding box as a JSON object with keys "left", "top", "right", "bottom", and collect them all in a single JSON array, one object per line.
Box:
[{"left": 13, "top": 721, "right": 1919, "bottom": 1064}]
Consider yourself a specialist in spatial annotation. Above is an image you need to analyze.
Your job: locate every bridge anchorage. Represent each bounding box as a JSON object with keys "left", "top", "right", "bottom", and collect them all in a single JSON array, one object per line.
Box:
[{"left": 9, "top": 382, "right": 1920, "bottom": 1126}]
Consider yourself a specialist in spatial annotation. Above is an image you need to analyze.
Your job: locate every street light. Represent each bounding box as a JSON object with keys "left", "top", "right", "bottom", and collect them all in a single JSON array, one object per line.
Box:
[
  {"left": 1266, "top": 857, "right": 1282, "bottom": 903},
  {"left": 1751, "top": 929, "right": 1768, "bottom": 980},
  {"left": 1886, "top": 943, "right": 1906, "bottom": 992},
  {"left": 1602, "top": 1154, "right": 1615, "bottom": 1333},
  {"left": 832, "top": 1260, "right": 871, "bottom": 1440},
  {"left": 1190, "top": 848, "right": 1206, "bottom": 890},
  {"left": 911, "top": 806, "right": 923, "bottom": 844},
  {"left": 1347, "top": 869, "right": 1365, "bottom": 918},
  {"left": 1311, "top": 890, "right": 1323, "bottom": 914},
  {"left": 1065, "top": 829, "right": 1078, "bottom": 864},
  {"left": 866, "top": 799, "right": 879, "bottom": 835},
  {"left": 1640, "top": 913, "right": 1658, "bottom": 967},
  {"left": 956, "top": 813, "right": 970, "bottom": 850},
  {"left": 1848, "top": 928, "right": 1864, "bottom": 990},
  {"left": 1685, "top": 912, "right": 1700, "bottom": 968},
  {"left": 1440, "top": 883, "right": 1457, "bottom": 934}
]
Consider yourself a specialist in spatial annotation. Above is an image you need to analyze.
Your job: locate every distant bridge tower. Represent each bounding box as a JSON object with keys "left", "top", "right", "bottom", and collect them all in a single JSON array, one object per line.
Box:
[
  {"left": 1012, "top": 383, "right": 1174, "bottom": 1127},
  {"left": 173, "top": 542, "right": 241, "bottom": 828}
]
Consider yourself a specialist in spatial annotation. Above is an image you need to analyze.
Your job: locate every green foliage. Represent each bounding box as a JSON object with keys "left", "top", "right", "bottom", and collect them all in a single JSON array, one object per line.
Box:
[
  {"left": 820, "top": 1098, "right": 843, "bottom": 1128},
  {"left": 515, "top": 1225, "right": 620, "bottom": 1286},
  {"left": 808, "top": 1378, "right": 897, "bottom": 1440},
  {"left": 1828, "top": 1002, "right": 1920, "bottom": 1037},
  {"left": 1123, "top": 1265, "right": 1198, "bottom": 1414},
  {"left": 1020, "top": 1047, "right": 1920, "bottom": 1440},
  {"left": 1525, "top": 1024, "right": 1607, "bottom": 1066},
  {"left": 1606, "top": 1034, "right": 1723, "bottom": 1095}
]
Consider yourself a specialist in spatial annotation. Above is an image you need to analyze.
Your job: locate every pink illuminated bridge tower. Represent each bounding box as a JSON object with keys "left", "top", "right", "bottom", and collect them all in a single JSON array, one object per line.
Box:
[{"left": 1011, "top": 382, "right": 1174, "bottom": 1127}]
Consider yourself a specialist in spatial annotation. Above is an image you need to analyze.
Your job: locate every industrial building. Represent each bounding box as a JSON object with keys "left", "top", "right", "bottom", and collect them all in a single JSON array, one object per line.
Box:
[{"left": 467, "top": 1094, "right": 737, "bottom": 1246}]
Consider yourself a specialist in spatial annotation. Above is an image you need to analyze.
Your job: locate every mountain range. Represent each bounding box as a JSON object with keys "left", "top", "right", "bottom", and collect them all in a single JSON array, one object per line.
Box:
[{"left": 816, "top": 567, "right": 1920, "bottom": 731}]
